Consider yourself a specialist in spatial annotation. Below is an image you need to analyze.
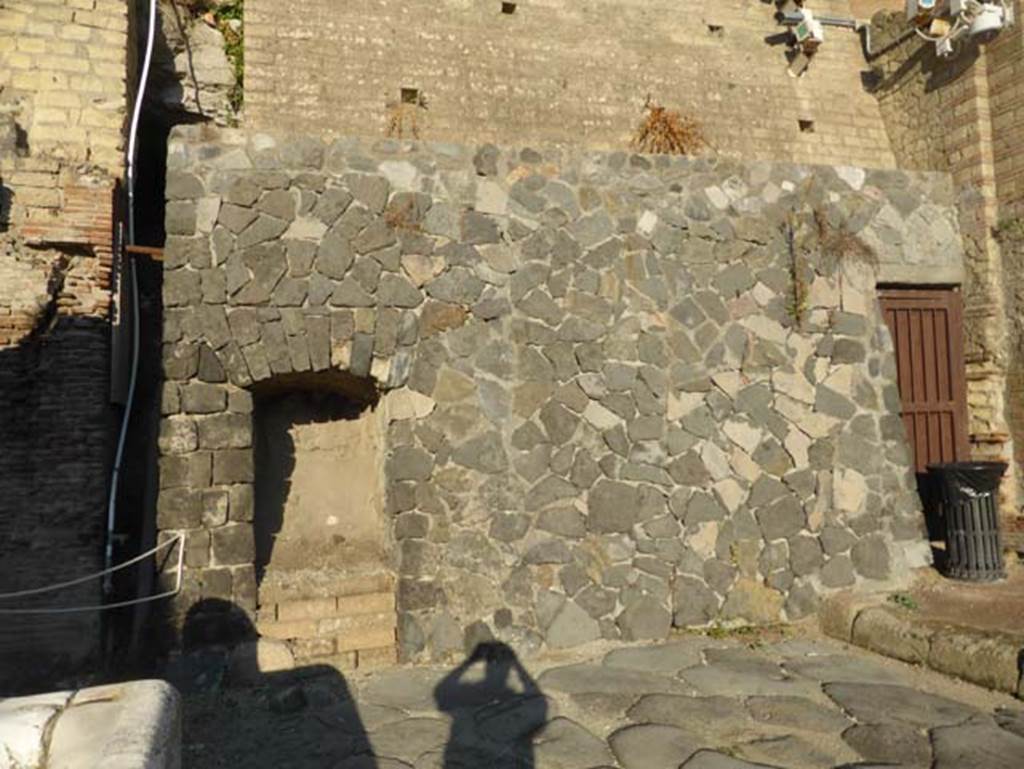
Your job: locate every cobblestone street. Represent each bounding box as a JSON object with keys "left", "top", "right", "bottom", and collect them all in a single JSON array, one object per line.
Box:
[{"left": 182, "top": 632, "right": 1024, "bottom": 768}]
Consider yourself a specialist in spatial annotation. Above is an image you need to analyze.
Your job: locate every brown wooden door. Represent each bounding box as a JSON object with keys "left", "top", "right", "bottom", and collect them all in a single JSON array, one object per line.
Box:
[{"left": 879, "top": 287, "right": 970, "bottom": 472}]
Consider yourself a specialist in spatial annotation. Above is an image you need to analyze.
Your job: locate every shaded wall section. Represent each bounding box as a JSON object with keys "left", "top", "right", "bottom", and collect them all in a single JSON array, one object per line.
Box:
[
  {"left": 157, "top": 127, "right": 963, "bottom": 662},
  {"left": 245, "top": 0, "right": 895, "bottom": 169},
  {"left": 869, "top": 4, "right": 1023, "bottom": 515},
  {"left": 0, "top": 318, "right": 112, "bottom": 690}
]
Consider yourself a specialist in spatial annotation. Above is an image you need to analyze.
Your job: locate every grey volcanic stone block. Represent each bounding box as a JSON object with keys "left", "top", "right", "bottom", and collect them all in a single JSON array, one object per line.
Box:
[
  {"left": 823, "top": 682, "right": 979, "bottom": 728},
  {"left": 610, "top": 723, "right": 700, "bottom": 769},
  {"left": 841, "top": 723, "right": 932, "bottom": 767},
  {"left": 930, "top": 721, "right": 1024, "bottom": 769},
  {"left": 588, "top": 480, "right": 639, "bottom": 533}
]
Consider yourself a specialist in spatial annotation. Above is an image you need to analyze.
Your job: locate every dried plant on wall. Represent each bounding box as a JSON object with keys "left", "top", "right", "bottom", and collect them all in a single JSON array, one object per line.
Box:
[
  {"left": 813, "top": 207, "right": 878, "bottom": 273},
  {"left": 386, "top": 92, "right": 428, "bottom": 140},
  {"left": 631, "top": 96, "right": 706, "bottom": 156}
]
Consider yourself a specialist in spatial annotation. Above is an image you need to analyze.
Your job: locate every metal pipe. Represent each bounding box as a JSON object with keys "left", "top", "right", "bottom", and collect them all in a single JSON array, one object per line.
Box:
[{"left": 105, "top": 0, "right": 156, "bottom": 594}]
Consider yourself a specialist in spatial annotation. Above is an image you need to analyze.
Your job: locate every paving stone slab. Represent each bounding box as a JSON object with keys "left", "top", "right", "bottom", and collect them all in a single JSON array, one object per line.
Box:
[
  {"left": 324, "top": 701, "right": 409, "bottom": 734},
  {"left": 784, "top": 654, "right": 915, "bottom": 685},
  {"left": 539, "top": 662, "right": 695, "bottom": 696},
  {"left": 995, "top": 707, "right": 1024, "bottom": 739},
  {"left": 745, "top": 695, "right": 852, "bottom": 734},
  {"left": 339, "top": 757, "right": 412, "bottom": 769},
  {"left": 628, "top": 693, "right": 758, "bottom": 743},
  {"left": 681, "top": 659, "right": 815, "bottom": 698},
  {"left": 823, "top": 682, "right": 980, "bottom": 729},
  {"left": 566, "top": 691, "right": 640, "bottom": 721},
  {"left": 474, "top": 694, "right": 554, "bottom": 742},
  {"left": 369, "top": 717, "right": 448, "bottom": 762},
  {"left": 361, "top": 668, "right": 447, "bottom": 711},
  {"left": 532, "top": 717, "right": 615, "bottom": 769},
  {"left": 841, "top": 722, "right": 932, "bottom": 768},
  {"left": 930, "top": 721, "right": 1024, "bottom": 769},
  {"left": 601, "top": 639, "right": 708, "bottom": 673},
  {"left": 610, "top": 723, "right": 701, "bottom": 769},
  {"left": 681, "top": 750, "right": 784, "bottom": 768},
  {"left": 734, "top": 734, "right": 848, "bottom": 769}
]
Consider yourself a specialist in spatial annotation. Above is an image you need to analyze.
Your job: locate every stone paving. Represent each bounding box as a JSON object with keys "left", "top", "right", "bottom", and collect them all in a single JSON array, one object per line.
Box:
[{"left": 181, "top": 633, "right": 1024, "bottom": 769}]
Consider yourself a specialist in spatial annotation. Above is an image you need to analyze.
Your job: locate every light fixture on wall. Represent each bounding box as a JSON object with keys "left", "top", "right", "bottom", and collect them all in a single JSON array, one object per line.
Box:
[
  {"left": 906, "top": 0, "right": 1015, "bottom": 57},
  {"left": 776, "top": 4, "right": 826, "bottom": 78}
]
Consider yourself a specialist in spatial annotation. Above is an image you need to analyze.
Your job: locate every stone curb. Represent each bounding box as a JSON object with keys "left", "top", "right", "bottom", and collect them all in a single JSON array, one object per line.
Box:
[
  {"left": 0, "top": 680, "right": 181, "bottom": 769},
  {"left": 821, "top": 590, "right": 1024, "bottom": 699}
]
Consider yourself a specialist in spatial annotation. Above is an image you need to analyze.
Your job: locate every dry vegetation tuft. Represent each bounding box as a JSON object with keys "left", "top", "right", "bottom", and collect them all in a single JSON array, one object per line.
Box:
[
  {"left": 813, "top": 208, "right": 877, "bottom": 270},
  {"left": 631, "top": 96, "right": 706, "bottom": 156},
  {"left": 386, "top": 93, "right": 428, "bottom": 140}
]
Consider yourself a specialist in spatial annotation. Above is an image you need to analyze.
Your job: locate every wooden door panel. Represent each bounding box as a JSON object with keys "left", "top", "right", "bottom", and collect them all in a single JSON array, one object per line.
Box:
[{"left": 879, "top": 288, "right": 969, "bottom": 473}]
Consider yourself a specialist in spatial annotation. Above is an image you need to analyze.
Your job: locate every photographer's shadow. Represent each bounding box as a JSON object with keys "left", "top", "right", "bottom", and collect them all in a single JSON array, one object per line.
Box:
[{"left": 434, "top": 642, "right": 548, "bottom": 769}]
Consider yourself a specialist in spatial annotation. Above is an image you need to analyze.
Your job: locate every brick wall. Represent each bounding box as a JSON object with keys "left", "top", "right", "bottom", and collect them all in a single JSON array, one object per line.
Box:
[
  {"left": 244, "top": 0, "right": 896, "bottom": 169},
  {"left": 0, "top": 0, "right": 129, "bottom": 688},
  {"left": 0, "top": 0, "right": 128, "bottom": 173},
  {"left": 987, "top": 8, "right": 1024, "bottom": 516},
  {"left": 989, "top": 4, "right": 1024, "bottom": 211}
]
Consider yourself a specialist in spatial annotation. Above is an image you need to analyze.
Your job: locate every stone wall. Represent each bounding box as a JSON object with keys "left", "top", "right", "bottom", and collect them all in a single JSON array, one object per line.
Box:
[
  {"left": 0, "top": 0, "right": 130, "bottom": 686},
  {"left": 158, "top": 126, "right": 960, "bottom": 662},
  {"left": 869, "top": 6, "right": 1022, "bottom": 514},
  {"left": 244, "top": 0, "right": 896, "bottom": 170}
]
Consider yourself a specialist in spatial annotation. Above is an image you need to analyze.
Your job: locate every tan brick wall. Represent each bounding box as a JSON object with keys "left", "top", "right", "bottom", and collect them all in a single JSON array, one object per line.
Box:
[
  {"left": 849, "top": 0, "right": 904, "bottom": 17},
  {"left": 989, "top": 1, "right": 1024, "bottom": 211},
  {"left": 244, "top": 0, "right": 896, "bottom": 169},
  {"left": 0, "top": 0, "right": 129, "bottom": 343},
  {"left": 0, "top": 0, "right": 129, "bottom": 173}
]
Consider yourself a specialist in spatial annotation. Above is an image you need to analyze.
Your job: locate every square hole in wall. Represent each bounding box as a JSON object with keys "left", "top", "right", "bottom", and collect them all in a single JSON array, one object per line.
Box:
[
  {"left": 401, "top": 88, "right": 420, "bottom": 105},
  {"left": 502, "top": 2, "right": 517, "bottom": 14},
  {"left": 798, "top": 119, "right": 815, "bottom": 133}
]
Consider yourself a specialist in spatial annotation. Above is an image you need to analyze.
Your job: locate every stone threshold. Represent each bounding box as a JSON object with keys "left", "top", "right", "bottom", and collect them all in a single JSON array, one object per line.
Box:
[
  {"left": 0, "top": 680, "right": 180, "bottom": 769},
  {"left": 821, "top": 590, "right": 1024, "bottom": 699}
]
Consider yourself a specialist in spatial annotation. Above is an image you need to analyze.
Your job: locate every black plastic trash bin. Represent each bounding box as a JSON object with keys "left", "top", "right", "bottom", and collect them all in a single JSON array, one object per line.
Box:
[{"left": 927, "top": 462, "right": 1008, "bottom": 582}]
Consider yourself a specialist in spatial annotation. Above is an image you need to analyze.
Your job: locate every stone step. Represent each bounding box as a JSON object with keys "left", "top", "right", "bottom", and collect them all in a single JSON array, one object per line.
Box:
[
  {"left": 266, "top": 591, "right": 395, "bottom": 623},
  {"left": 294, "top": 645, "right": 398, "bottom": 672},
  {"left": 258, "top": 570, "right": 394, "bottom": 605},
  {"left": 257, "top": 610, "right": 397, "bottom": 654}
]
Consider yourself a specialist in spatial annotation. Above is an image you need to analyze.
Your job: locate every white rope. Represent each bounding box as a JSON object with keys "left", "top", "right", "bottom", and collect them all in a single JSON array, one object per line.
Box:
[{"left": 0, "top": 534, "right": 186, "bottom": 614}]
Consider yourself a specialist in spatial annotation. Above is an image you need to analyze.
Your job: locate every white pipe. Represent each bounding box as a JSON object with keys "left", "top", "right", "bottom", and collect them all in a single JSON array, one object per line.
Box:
[
  {"left": 105, "top": 0, "right": 157, "bottom": 594},
  {"left": 127, "top": 0, "right": 157, "bottom": 247}
]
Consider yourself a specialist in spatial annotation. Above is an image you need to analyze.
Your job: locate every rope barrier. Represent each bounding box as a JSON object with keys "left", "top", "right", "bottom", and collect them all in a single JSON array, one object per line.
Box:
[{"left": 0, "top": 533, "right": 186, "bottom": 615}]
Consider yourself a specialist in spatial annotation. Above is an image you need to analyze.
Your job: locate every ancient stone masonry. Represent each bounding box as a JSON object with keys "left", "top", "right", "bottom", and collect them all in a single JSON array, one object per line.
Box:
[{"left": 160, "top": 125, "right": 962, "bottom": 663}]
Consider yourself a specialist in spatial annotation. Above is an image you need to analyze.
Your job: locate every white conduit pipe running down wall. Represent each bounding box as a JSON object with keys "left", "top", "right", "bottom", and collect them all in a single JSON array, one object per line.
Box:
[
  {"left": 0, "top": 0, "right": 186, "bottom": 615},
  {"left": 103, "top": 0, "right": 156, "bottom": 594}
]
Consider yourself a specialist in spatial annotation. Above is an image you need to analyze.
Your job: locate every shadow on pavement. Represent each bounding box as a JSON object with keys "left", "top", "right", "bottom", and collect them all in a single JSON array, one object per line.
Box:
[
  {"left": 168, "top": 601, "right": 550, "bottom": 769},
  {"left": 434, "top": 641, "right": 548, "bottom": 768}
]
